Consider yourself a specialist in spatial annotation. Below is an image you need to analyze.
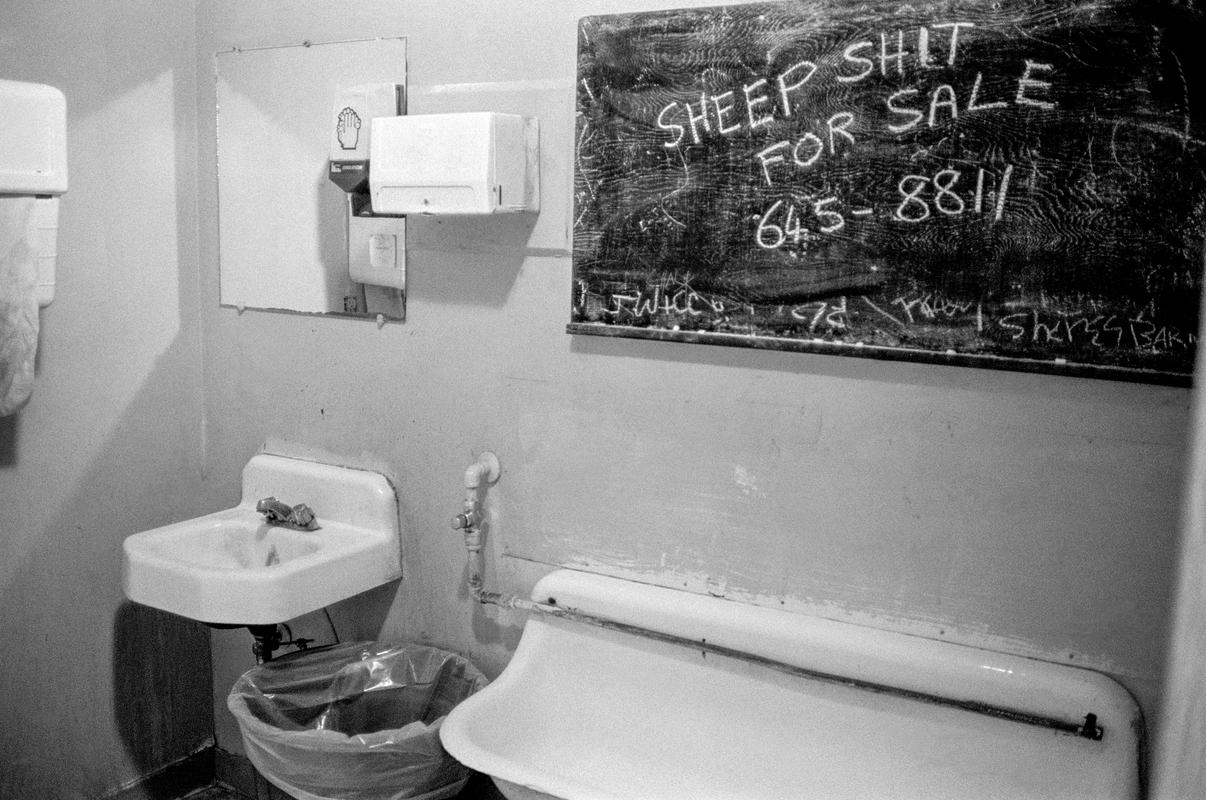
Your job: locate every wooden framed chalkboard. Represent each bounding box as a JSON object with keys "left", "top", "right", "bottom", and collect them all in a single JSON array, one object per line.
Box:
[{"left": 569, "top": 1, "right": 1206, "bottom": 385}]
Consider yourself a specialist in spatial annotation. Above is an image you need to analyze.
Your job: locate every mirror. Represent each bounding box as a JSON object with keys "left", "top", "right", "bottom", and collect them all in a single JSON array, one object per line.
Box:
[{"left": 216, "top": 37, "right": 407, "bottom": 319}]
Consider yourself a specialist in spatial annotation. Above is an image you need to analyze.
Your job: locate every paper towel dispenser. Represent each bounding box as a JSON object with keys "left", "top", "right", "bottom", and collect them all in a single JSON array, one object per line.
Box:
[
  {"left": 369, "top": 112, "right": 539, "bottom": 215},
  {"left": 0, "top": 79, "right": 67, "bottom": 307}
]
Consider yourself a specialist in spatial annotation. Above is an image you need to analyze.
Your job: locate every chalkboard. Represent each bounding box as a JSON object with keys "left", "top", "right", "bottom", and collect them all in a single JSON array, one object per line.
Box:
[{"left": 569, "top": 0, "right": 1206, "bottom": 384}]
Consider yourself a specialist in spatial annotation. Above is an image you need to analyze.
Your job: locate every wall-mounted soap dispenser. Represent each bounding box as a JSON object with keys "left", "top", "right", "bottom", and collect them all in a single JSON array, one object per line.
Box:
[
  {"left": 327, "top": 83, "right": 408, "bottom": 298},
  {"left": 329, "top": 83, "right": 403, "bottom": 194},
  {"left": 0, "top": 79, "right": 67, "bottom": 308}
]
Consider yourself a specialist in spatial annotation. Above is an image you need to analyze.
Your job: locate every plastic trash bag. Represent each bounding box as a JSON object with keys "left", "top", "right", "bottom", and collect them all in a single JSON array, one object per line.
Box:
[{"left": 227, "top": 641, "right": 489, "bottom": 800}]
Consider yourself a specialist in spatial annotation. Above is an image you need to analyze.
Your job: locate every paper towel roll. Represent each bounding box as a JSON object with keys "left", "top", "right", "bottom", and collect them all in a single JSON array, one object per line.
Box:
[{"left": 0, "top": 195, "right": 39, "bottom": 416}]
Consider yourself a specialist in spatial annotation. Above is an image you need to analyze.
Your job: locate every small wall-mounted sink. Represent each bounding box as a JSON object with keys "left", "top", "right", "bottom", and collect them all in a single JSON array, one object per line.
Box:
[{"left": 122, "top": 454, "right": 401, "bottom": 626}]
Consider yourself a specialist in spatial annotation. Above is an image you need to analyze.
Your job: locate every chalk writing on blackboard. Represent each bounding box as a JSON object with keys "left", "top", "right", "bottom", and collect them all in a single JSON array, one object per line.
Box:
[{"left": 569, "top": 1, "right": 1206, "bottom": 383}]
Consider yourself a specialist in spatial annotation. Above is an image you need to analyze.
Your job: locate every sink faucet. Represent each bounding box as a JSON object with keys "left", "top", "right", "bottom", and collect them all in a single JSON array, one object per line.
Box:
[{"left": 256, "top": 497, "right": 319, "bottom": 530}]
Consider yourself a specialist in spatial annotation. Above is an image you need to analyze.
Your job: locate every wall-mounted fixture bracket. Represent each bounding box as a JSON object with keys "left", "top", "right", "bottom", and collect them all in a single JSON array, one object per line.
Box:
[{"left": 327, "top": 82, "right": 408, "bottom": 303}]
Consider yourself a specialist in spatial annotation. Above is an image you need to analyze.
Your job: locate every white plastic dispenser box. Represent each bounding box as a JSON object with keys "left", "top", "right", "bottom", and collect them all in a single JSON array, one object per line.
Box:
[
  {"left": 0, "top": 79, "right": 67, "bottom": 307},
  {"left": 369, "top": 112, "right": 539, "bottom": 215}
]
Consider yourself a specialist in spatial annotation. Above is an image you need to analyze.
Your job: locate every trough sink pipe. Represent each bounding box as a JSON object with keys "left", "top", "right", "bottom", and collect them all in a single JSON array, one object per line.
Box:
[
  {"left": 450, "top": 452, "right": 556, "bottom": 611},
  {"left": 448, "top": 453, "right": 1106, "bottom": 742},
  {"left": 455, "top": 536, "right": 1106, "bottom": 741}
]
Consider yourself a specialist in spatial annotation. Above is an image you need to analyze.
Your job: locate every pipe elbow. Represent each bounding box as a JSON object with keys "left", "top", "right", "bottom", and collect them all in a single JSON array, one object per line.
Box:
[{"left": 463, "top": 451, "right": 500, "bottom": 489}]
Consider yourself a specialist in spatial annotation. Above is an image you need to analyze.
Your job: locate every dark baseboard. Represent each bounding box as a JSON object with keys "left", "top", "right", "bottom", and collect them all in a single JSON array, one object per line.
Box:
[
  {"left": 214, "top": 747, "right": 290, "bottom": 800},
  {"left": 102, "top": 746, "right": 214, "bottom": 800}
]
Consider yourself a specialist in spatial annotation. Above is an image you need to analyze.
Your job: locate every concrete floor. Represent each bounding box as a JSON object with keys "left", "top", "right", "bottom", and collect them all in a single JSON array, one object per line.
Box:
[{"left": 180, "top": 771, "right": 506, "bottom": 800}]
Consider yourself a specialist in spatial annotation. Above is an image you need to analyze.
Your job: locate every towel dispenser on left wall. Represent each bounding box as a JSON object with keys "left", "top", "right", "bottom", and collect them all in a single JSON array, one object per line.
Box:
[{"left": 0, "top": 79, "right": 67, "bottom": 307}]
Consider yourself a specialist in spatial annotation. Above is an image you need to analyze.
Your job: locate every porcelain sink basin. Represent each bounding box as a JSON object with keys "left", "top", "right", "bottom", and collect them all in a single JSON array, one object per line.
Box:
[{"left": 122, "top": 454, "right": 401, "bottom": 625}]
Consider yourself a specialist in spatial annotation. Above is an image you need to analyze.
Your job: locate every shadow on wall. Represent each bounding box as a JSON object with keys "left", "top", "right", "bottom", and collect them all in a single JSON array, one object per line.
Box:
[
  {"left": 0, "top": 761, "right": 87, "bottom": 800},
  {"left": 0, "top": 414, "right": 14, "bottom": 466},
  {"left": 112, "top": 602, "right": 213, "bottom": 783},
  {"left": 0, "top": 3, "right": 212, "bottom": 797},
  {"left": 329, "top": 579, "right": 404, "bottom": 643},
  {"left": 406, "top": 212, "right": 537, "bottom": 308},
  {"left": 0, "top": 335, "right": 211, "bottom": 799}
]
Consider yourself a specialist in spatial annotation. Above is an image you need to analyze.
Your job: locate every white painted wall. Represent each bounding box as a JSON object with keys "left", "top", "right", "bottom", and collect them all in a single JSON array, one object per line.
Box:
[
  {"left": 1153, "top": 291, "right": 1206, "bottom": 797},
  {"left": 197, "top": 0, "right": 1190, "bottom": 763},
  {"left": 0, "top": 1, "right": 1183, "bottom": 794},
  {"left": 0, "top": 2, "right": 211, "bottom": 798}
]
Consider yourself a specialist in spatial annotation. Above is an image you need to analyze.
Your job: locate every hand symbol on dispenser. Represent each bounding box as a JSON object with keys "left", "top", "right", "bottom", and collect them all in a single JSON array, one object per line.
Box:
[{"left": 336, "top": 106, "right": 362, "bottom": 150}]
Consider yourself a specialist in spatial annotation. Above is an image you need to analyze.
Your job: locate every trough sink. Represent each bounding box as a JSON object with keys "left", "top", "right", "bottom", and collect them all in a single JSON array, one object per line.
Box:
[{"left": 122, "top": 454, "right": 401, "bottom": 626}]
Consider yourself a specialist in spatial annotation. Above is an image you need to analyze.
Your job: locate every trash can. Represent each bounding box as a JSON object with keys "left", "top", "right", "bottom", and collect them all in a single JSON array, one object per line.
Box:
[{"left": 227, "top": 641, "right": 489, "bottom": 800}]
